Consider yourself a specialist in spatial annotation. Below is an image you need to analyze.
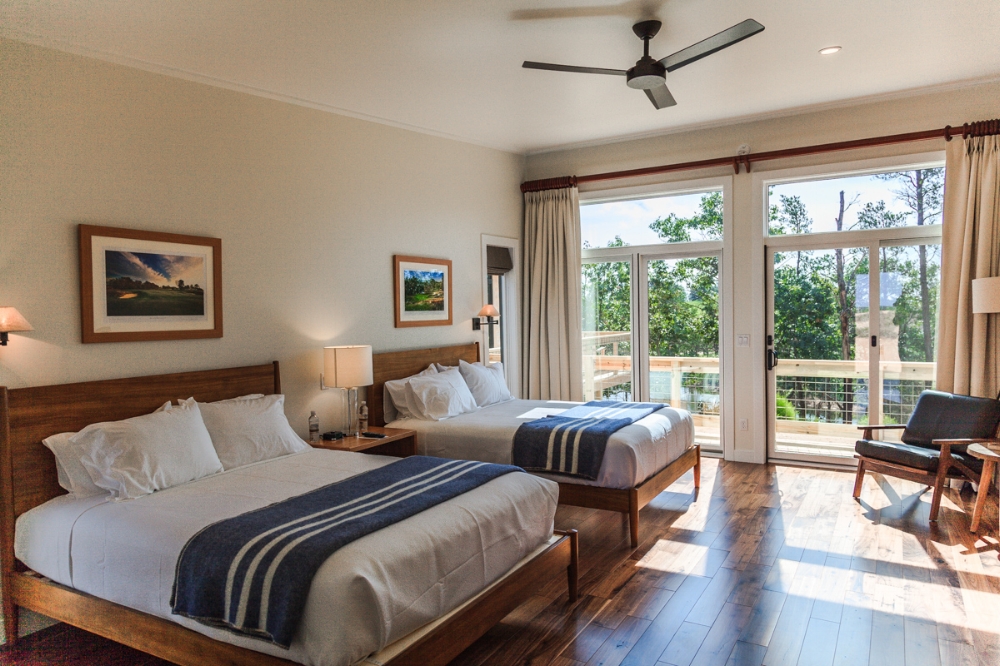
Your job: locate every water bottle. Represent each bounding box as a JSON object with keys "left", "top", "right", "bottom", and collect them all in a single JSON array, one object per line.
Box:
[
  {"left": 308, "top": 411, "right": 319, "bottom": 443},
  {"left": 359, "top": 401, "right": 369, "bottom": 433}
]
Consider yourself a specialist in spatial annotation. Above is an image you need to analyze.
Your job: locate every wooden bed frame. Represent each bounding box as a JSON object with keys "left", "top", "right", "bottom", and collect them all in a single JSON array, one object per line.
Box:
[
  {"left": 370, "top": 342, "right": 701, "bottom": 548},
  {"left": 0, "top": 362, "right": 578, "bottom": 665}
]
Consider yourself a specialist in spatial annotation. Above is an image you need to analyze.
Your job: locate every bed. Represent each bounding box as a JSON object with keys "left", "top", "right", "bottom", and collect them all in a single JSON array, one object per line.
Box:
[
  {"left": 0, "top": 362, "right": 578, "bottom": 666},
  {"left": 370, "top": 343, "right": 701, "bottom": 548}
]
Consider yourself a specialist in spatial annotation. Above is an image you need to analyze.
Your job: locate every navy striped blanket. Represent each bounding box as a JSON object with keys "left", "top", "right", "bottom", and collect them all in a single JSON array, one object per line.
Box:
[
  {"left": 170, "top": 456, "right": 519, "bottom": 648},
  {"left": 512, "top": 401, "right": 665, "bottom": 480}
]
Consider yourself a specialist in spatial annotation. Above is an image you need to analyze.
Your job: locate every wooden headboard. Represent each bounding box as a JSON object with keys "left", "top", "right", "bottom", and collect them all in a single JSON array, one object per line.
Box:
[
  {"left": 370, "top": 342, "right": 480, "bottom": 426},
  {"left": 0, "top": 362, "right": 280, "bottom": 576}
]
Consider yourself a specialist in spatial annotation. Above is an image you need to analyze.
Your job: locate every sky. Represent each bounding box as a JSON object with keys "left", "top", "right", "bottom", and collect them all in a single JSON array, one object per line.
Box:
[
  {"left": 580, "top": 170, "right": 942, "bottom": 249},
  {"left": 105, "top": 251, "right": 206, "bottom": 287}
]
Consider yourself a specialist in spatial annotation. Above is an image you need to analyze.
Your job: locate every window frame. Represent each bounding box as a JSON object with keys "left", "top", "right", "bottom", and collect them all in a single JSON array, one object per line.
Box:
[{"left": 579, "top": 175, "right": 734, "bottom": 457}]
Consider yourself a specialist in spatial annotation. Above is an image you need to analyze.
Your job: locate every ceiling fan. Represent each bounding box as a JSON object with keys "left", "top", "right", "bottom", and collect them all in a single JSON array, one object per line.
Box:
[{"left": 523, "top": 18, "right": 764, "bottom": 109}]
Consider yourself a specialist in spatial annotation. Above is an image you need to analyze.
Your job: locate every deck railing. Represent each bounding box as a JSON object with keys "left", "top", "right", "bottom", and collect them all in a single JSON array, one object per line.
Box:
[{"left": 582, "top": 331, "right": 934, "bottom": 431}]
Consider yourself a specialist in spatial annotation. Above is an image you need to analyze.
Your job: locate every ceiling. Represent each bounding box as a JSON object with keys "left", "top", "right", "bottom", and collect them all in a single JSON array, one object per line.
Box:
[{"left": 3, "top": 1, "right": 999, "bottom": 154}]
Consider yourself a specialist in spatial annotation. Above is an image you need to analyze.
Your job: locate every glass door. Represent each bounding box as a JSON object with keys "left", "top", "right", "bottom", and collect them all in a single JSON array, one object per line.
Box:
[
  {"left": 643, "top": 252, "right": 722, "bottom": 450},
  {"left": 582, "top": 258, "right": 634, "bottom": 401},
  {"left": 766, "top": 239, "right": 941, "bottom": 462}
]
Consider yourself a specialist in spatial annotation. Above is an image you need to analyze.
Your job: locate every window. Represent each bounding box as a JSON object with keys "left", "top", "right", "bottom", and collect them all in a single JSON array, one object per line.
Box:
[
  {"left": 768, "top": 168, "right": 943, "bottom": 236},
  {"left": 764, "top": 161, "right": 944, "bottom": 461},
  {"left": 581, "top": 184, "right": 727, "bottom": 451}
]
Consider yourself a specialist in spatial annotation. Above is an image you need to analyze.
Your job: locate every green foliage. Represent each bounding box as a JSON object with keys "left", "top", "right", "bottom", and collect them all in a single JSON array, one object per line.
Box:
[{"left": 775, "top": 394, "right": 797, "bottom": 419}]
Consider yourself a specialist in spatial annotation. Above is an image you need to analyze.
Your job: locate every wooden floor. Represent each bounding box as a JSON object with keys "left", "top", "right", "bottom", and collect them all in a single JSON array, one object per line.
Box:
[
  {"left": 450, "top": 458, "right": 1000, "bottom": 666},
  {"left": 1, "top": 459, "right": 998, "bottom": 666}
]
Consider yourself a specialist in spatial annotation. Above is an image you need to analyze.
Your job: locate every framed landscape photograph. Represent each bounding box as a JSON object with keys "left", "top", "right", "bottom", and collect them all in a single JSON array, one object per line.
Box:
[
  {"left": 79, "top": 225, "right": 223, "bottom": 343},
  {"left": 393, "top": 255, "right": 452, "bottom": 328}
]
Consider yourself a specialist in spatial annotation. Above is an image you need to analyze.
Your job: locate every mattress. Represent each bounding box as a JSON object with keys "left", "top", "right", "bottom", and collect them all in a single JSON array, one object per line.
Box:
[
  {"left": 387, "top": 399, "right": 695, "bottom": 489},
  {"left": 14, "top": 449, "right": 558, "bottom": 666}
]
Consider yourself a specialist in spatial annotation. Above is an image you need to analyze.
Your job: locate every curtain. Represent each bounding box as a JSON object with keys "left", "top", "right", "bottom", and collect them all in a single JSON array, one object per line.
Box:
[
  {"left": 937, "top": 135, "right": 1000, "bottom": 397},
  {"left": 521, "top": 186, "right": 584, "bottom": 401}
]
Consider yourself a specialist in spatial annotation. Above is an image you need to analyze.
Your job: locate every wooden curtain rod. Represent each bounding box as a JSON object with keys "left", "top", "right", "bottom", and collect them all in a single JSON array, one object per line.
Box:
[{"left": 519, "top": 118, "right": 1000, "bottom": 193}]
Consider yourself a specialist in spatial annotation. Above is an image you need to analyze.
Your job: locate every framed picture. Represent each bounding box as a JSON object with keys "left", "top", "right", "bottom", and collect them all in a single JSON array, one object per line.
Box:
[
  {"left": 79, "top": 224, "right": 223, "bottom": 343},
  {"left": 393, "top": 255, "right": 453, "bottom": 328}
]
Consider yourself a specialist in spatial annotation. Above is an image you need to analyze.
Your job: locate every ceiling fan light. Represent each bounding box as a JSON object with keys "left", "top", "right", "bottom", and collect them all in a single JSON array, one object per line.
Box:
[{"left": 819, "top": 46, "right": 842, "bottom": 55}]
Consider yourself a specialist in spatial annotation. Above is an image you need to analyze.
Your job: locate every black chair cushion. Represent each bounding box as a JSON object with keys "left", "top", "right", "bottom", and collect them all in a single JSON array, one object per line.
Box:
[
  {"left": 901, "top": 390, "right": 1000, "bottom": 449},
  {"left": 856, "top": 438, "right": 984, "bottom": 474}
]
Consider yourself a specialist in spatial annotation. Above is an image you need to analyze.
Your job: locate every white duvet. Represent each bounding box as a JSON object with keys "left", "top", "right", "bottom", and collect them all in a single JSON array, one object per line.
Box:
[
  {"left": 388, "top": 399, "right": 695, "bottom": 488},
  {"left": 14, "top": 449, "right": 558, "bottom": 666}
]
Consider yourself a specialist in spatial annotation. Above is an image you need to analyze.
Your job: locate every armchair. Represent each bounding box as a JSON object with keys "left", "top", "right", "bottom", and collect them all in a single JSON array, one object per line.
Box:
[{"left": 853, "top": 390, "right": 1000, "bottom": 521}]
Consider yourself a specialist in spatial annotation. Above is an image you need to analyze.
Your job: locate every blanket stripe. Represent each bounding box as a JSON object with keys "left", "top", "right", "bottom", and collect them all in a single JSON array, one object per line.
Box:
[
  {"left": 512, "top": 401, "right": 665, "bottom": 480},
  {"left": 170, "top": 456, "right": 520, "bottom": 648}
]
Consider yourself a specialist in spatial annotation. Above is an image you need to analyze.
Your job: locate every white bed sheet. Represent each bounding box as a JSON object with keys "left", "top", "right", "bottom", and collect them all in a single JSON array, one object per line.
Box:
[
  {"left": 387, "top": 399, "right": 695, "bottom": 489},
  {"left": 15, "top": 449, "right": 557, "bottom": 666}
]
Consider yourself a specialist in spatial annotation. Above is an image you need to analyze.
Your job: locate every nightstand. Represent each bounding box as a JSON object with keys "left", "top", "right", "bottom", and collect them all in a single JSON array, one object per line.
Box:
[{"left": 313, "top": 426, "right": 417, "bottom": 458}]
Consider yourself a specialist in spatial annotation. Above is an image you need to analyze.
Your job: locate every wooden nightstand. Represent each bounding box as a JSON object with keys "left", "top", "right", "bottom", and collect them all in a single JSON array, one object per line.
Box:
[{"left": 312, "top": 426, "right": 417, "bottom": 458}]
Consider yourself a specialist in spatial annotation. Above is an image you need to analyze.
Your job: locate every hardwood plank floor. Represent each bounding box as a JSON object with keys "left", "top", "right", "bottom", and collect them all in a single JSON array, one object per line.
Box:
[{"left": 1, "top": 459, "right": 997, "bottom": 666}]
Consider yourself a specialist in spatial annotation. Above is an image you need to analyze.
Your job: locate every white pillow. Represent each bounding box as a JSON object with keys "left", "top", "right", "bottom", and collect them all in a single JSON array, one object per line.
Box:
[
  {"left": 407, "top": 367, "right": 479, "bottom": 421},
  {"left": 189, "top": 394, "right": 309, "bottom": 470},
  {"left": 42, "top": 400, "right": 172, "bottom": 499},
  {"left": 70, "top": 400, "right": 223, "bottom": 500},
  {"left": 384, "top": 365, "right": 437, "bottom": 421},
  {"left": 459, "top": 360, "right": 513, "bottom": 407},
  {"left": 433, "top": 363, "right": 457, "bottom": 373}
]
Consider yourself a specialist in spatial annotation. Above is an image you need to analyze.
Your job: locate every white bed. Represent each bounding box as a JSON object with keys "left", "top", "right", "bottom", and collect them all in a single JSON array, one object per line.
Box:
[
  {"left": 14, "top": 448, "right": 558, "bottom": 666},
  {"left": 387, "top": 398, "right": 695, "bottom": 489}
]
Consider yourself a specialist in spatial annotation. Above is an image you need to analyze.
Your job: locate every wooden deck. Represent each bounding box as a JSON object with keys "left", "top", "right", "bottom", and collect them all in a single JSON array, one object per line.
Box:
[{"left": 1, "top": 459, "right": 998, "bottom": 665}]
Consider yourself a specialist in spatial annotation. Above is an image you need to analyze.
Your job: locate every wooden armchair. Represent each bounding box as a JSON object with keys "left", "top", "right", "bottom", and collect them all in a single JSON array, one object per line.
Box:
[{"left": 853, "top": 391, "right": 1000, "bottom": 521}]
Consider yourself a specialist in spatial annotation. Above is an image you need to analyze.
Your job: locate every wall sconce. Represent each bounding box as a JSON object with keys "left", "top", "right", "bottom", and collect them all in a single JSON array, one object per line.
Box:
[
  {"left": 472, "top": 304, "right": 499, "bottom": 331},
  {"left": 0, "top": 307, "right": 33, "bottom": 346},
  {"left": 321, "top": 345, "right": 373, "bottom": 437}
]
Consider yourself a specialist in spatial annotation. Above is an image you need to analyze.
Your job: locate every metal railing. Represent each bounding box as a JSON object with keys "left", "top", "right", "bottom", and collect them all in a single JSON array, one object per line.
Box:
[{"left": 582, "top": 336, "right": 934, "bottom": 427}]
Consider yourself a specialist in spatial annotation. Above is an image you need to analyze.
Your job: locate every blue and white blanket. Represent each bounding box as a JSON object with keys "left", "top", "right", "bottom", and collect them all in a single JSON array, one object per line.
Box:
[
  {"left": 512, "top": 401, "right": 665, "bottom": 480},
  {"left": 170, "top": 456, "right": 520, "bottom": 648}
]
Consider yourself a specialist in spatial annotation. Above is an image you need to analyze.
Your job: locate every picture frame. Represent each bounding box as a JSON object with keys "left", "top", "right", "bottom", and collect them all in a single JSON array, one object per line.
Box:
[
  {"left": 79, "top": 224, "right": 223, "bottom": 343},
  {"left": 393, "top": 255, "right": 453, "bottom": 328}
]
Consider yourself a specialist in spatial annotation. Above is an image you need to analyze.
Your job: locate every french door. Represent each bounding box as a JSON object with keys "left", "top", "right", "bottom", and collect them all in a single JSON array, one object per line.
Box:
[
  {"left": 766, "top": 234, "right": 941, "bottom": 464},
  {"left": 583, "top": 243, "right": 724, "bottom": 452}
]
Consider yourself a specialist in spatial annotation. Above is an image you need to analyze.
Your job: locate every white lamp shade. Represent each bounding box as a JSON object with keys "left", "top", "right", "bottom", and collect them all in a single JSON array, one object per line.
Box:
[
  {"left": 972, "top": 277, "right": 1000, "bottom": 314},
  {"left": 0, "top": 307, "right": 32, "bottom": 332},
  {"left": 323, "top": 345, "right": 373, "bottom": 387},
  {"left": 478, "top": 304, "right": 500, "bottom": 318}
]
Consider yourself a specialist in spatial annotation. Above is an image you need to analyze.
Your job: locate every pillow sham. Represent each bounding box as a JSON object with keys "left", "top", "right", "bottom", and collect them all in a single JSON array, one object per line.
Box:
[
  {"left": 71, "top": 400, "right": 223, "bottom": 500},
  {"left": 188, "top": 394, "right": 309, "bottom": 470},
  {"left": 459, "top": 360, "right": 513, "bottom": 407},
  {"left": 42, "top": 400, "right": 173, "bottom": 499},
  {"left": 407, "top": 366, "right": 479, "bottom": 421},
  {"left": 384, "top": 365, "right": 437, "bottom": 421}
]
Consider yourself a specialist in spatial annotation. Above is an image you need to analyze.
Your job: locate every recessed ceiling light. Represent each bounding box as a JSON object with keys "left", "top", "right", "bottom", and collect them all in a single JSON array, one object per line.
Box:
[{"left": 819, "top": 46, "right": 842, "bottom": 56}]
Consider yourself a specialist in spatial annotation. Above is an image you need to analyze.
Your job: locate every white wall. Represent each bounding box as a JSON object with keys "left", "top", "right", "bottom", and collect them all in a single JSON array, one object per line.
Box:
[
  {"left": 0, "top": 38, "right": 524, "bottom": 437},
  {"left": 525, "top": 80, "right": 1000, "bottom": 462}
]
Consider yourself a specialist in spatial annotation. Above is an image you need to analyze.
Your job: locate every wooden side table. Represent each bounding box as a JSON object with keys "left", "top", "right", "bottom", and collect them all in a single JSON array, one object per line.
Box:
[
  {"left": 312, "top": 426, "right": 417, "bottom": 458},
  {"left": 968, "top": 442, "right": 1000, "bottom": 534}
]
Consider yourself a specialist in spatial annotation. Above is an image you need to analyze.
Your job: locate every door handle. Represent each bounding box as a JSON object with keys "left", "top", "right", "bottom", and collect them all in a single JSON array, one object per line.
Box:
[{"left": 766, "top": 349, "right": 779, "bottom": 371}]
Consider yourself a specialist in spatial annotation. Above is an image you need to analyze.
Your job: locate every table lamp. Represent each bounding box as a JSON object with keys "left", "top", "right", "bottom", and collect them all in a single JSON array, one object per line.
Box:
[{"left": 322, "top": 345, "right": 373, "bottom": 437}]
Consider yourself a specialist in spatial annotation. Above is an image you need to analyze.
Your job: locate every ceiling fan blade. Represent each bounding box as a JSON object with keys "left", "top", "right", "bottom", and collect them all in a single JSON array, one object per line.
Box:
[
  {"left": 522, "top": 61, "right": 627, "bottom": 76},
  {"left": 658, "top": 18, "right": 764, "bottom": 72},
  {"left": 645, "top": 83, "right": 677, "bottom": 109}
]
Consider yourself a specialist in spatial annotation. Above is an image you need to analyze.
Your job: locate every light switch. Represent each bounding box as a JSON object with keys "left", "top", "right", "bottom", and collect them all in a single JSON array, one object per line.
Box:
[{"left": 736, "top": 334, "right": 750, "bottom": 347}]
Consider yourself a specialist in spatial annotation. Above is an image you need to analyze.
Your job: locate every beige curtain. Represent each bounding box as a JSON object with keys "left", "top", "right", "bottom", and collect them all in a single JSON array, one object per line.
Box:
[
  {"left": 521, "top": 186, "right": 584, "bottom": 401},
  {"left": 937, "top": 135, "right": 1000, "bottom": 397}
]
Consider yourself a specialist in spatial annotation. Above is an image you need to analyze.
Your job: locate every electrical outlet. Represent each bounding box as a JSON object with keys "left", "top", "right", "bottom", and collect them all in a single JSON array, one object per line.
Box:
[
  {"left": 736, "top": 334, "right": 750, "bottom": 347},
  {"left": 739, "top": 418, "right": 749, "bottom": 431}
]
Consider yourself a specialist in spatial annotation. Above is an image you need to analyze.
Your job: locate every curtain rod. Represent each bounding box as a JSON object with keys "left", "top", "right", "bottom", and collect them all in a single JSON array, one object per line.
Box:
[{"left": 520, "top": 118, "right": 1000, "bottom": 193}]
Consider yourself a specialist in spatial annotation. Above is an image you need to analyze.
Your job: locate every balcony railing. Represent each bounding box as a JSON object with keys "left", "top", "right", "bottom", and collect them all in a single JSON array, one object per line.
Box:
[{"left": 583, "top": 331, "right": 935, "bottom": 456}]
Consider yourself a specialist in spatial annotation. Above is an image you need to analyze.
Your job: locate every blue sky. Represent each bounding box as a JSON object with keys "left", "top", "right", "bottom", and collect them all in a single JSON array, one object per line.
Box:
[
  {"left": 105, "top": 250, "right": 205, "bottom": 287},
  {"left": 580, "top": 170, "right": 942, "bottom": 248}
]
